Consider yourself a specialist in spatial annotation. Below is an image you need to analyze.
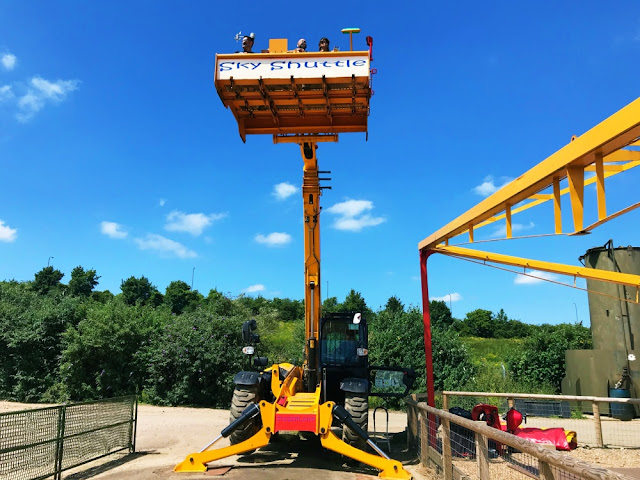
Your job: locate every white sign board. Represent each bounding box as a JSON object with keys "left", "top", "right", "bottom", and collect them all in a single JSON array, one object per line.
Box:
[{"left": 216, "top": 55, "right": 370, "bottom": 81}]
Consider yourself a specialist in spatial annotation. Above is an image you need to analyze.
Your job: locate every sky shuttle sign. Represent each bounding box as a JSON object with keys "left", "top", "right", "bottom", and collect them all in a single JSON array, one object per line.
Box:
[{"left": 215, "top": 54, "right": 370, "bottom": 80}]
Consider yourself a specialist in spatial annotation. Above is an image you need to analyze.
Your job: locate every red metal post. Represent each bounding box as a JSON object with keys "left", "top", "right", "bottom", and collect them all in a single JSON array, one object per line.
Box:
[
  {"left": 419, "top": 248, "right": 435, "bottom": 407},
  {"left": 419, "top": 248, "right": 437, "bottom": 447}
]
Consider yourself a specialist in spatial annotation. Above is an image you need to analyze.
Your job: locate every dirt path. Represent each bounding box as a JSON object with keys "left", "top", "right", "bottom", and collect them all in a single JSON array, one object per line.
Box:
[{"left": 1, "top": 402, "right": 431, "bottom": 480}]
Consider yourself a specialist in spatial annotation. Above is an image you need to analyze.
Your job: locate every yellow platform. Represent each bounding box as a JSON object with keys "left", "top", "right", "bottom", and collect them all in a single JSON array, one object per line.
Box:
[{"left": 214, "top": 51, "right": 371, "bottom": 141}]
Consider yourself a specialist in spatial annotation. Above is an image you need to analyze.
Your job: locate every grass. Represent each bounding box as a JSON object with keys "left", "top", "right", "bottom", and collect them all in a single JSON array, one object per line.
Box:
[{"left": 460, "top": 337, "right": 524, "bottom": 368}]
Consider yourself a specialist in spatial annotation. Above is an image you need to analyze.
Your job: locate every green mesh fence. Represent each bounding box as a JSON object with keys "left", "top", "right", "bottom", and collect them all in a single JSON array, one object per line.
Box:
[{"left": 0, "top": 396, "right": 137, "bottom": 480}]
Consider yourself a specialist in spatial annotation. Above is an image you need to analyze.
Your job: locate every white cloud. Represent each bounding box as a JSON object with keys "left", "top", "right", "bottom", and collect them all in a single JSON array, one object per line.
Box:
[
  {"left": 273, "top": 182, "right": 297, "bottom": 200},
  {"left": 255, "top": 232, "right": 292, "bottom": 246},
  {"left": 431, "top": 292, "right": 462, "bottom": 302},
  {"left": 0, "top": 85, "right": 13, "bottom": 101},
  {"left": 16, "top": 76, "right": 79, "bottom": 122},
  {"left": 514, "top": 270, "right": 559, "bottom": 285},
  {"left": 244, "top": 284, "right": 265, "bottom": 293},
  {"left": 325, "top": 199, "right": 386, "bottom": 232},
  {"left": 490, "top": 221, "right": 535, "bottom": 238},
  {"left": 1, "top": 53, "right": 16, "bottom": 71},
  {"left": 134, "top": 234, "right": 197, "bottom": 259},
  {"left": 159, "top": 199, "right": 166, "bottom": 207},
  {"left": 0, "top": 220, "right": 17, "bottom": 242},
  {"left": 473, "top": 175, "right": 513, "bottom": 197},
  {"left": 100, "top": 221, "right": 128, "bottom": 239},
  {"left": 164, "top": 210, "right": 226, "bottom": 236}
]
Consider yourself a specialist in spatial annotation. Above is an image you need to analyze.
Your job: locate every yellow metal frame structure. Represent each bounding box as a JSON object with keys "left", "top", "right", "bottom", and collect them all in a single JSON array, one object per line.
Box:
[
  {"left": 417, "top": 97, "right": 640, "bottom": 412},
  {"left": 419, "top": 97, "right": 640, "bottom": 292}
]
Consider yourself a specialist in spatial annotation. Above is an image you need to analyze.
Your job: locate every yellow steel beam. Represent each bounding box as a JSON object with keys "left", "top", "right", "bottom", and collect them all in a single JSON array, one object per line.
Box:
[
  {"left": 432, "top": 245, "right": 640, "bottom": 295},
  {"left": 466, "top": 159, "right": 640, "bottom": 236},
  {"left": 419, "top": 98, "right": 640, "bottom": 250}
]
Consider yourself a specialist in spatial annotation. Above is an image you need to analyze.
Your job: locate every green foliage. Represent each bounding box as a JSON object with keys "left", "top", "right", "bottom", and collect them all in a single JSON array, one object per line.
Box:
[
  {"left": 164, "top": 280, "right": 203, "bottom": 315},
  {"left": 454, "top": 308, "right": 531, "bottom": 339},
  {"left": 257, "top": 314, "right": 305, "bottom": 365},
  {"left": 507, "top": 323, "right": 592, "bottom": 392},
  {"left": 0, "top": 281, "right": 86, "bottom": 401},
  {"left": 270, "top": 297, "right": 304, "bottom": 322},
  {"left": 204, "top": 289, "right": 233, "bottom": 315},
  {"left": 92, "top": 290, "right": 114, "bottom": 304},
  {"left": 369, "top": 300, "right": 475, "bottom": 394},
  {"left": 143, "top": 309, "right": 246, "bottom": 406},
  {"left": 59, "top": 300, "right": 166, "bottom": 400},
  {"left": 461, "top": 337, "right": 524, "bottom": 367},
  {"left": 32, "top": 266, "right": 65, "bottom": 295},
  {"left": 120, "top": 276, "right": 163, "bottom": 307},
  {"left": 430, "top": 300, "right": 453, "bottom": 330},
  {"left": 68, "top": 266, "right": 100, "bottom": 297},
  {"left": 459, "top": 309, "right": 494, "bottom": 337}
]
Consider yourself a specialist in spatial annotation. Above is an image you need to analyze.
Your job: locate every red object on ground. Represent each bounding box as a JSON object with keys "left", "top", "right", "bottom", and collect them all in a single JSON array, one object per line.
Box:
[
  {"left": 512, "top": 427, "right": 576, "bottom": 451},
  {"left": 471, "top": 404, "right": 501, "bottom": 430}
]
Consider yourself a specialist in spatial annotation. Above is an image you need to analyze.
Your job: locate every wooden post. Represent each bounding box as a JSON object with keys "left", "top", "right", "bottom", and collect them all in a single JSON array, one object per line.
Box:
[
  {"left": 442, "top": 417, "right": 453, "bottom": 480},
  {"left": 407, "top": 403, "right": 416, "bottom": 450},
  {"left": 476, "top": 427, "right": 490, "bottom": 480},
  {"left": 443, "top": 393, "right": 449, "bottom": 412},
  {"left": 539, "top": 460, "right": 556, "bottom": 480},
  {"left": 592, "top": 400, "right": 604, "bottom": 447},
  {"left": 419, "top": 412, "right": 428, "bottom": 466},
  {"left": 508, "top": 397, "right": 514, "bottom": 409}
]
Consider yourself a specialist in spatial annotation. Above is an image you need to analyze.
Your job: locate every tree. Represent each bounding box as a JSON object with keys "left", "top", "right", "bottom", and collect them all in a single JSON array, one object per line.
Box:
[
  {"left": 33, "top": 266, "right": 64, "bottom": 295},
  {"left": 68, "top": 266, "right": 100, "bottom": 297},
  {"left": 429, "top": 300, "right": 453, "bottom": 330},
  {"left": 342, "top": 290, "right": 370, "bottom": 314},
  {"left": 204, "top": 289, "right": 233, "bottom": 316},
  {"left": 384, "top": 296, "right": 404, "bottom": 315},
  {"left": 322, "top": 296, "right": 339, "bottom": 313},
  {"left": 120, "top": 276, "right": 163, "bottom": 307},
  {"left": 271, "top": 297, "right": 305, "bottom": 322},
  {"left": 462, "top": 309, "right": 495, "bottom": 337},
  {"left": 164, "top": 281, "right": 202, "bottom": 315}
]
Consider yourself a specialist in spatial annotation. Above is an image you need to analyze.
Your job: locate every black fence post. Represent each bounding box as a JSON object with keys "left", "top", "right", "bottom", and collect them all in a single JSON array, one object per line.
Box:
[{"left": 54, "top": 404, "right": 66, "bottom": 480}]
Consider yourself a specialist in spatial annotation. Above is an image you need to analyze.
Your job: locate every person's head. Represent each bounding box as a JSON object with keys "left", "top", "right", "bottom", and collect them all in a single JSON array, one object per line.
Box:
[
  {"left": 242, "top": 35, "right": 254, "bottom": 52},
  {"left": 319, "top": 37, "right": 330, "bottom": 52},
  {"left": 297, "top": 38, "right": 307, "bottom": 51}
]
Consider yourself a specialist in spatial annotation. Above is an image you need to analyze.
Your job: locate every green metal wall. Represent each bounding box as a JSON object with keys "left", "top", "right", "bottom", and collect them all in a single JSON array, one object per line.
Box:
[{"left": 562, "top": 243, "right": 640, "bottom": 412}]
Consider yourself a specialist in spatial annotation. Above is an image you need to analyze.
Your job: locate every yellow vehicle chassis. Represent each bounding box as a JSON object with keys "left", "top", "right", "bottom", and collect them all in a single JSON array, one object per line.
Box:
[{"left": 175, "top": 364, "right": 410, "bottom": 479}]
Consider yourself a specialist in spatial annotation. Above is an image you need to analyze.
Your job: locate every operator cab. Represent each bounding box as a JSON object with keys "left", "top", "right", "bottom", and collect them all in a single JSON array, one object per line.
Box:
[{"left": 319, "top": 312, "right": 368, "bottom": 404}]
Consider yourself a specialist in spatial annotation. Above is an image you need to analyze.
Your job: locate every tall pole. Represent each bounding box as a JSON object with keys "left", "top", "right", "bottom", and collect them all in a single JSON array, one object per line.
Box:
[
  {"left": 573, "top": 302, "right": 579, "bottom": 322},
  {"left": 47, "top": 256, "right": 54, "bottom": 267},
  {"left": 191, "top": 267, "right": 195, "bottom": 289},
  {"left": 448, "top": 293, "right": 452, "bottom": 314}
]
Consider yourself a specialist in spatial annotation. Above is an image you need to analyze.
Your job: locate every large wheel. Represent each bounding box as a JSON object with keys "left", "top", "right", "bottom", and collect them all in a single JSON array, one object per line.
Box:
[
  {"left": 229, "top": 384, "right": 261, "bottom": 446},
  {"left": 342, "top": 392, "right": 368, "bottom": 450}
]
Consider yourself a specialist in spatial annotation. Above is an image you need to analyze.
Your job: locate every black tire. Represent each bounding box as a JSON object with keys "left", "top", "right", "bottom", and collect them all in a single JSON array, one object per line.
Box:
[
  {"left": 342, "top": 392, "right": 368, "bottom": 450},
  {"left": 229, "top": 385, "right": 261, "bottom": 447}
]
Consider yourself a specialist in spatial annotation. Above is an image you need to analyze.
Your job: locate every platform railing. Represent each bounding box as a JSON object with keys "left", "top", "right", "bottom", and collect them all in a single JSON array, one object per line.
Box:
[{"left": 406, "top": 395, "right": 636, "bottom": 480}]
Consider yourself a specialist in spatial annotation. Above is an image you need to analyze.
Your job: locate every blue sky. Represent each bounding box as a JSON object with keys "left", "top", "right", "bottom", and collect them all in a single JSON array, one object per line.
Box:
[{"left": 1, "top": 1, "right": 639, "bottom": 325}]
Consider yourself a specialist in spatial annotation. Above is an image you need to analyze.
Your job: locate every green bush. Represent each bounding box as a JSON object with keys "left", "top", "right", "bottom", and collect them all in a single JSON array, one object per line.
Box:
[
  {"left": 0, "top": 281, "right": 87, "bottom": 401},
  {"left": 59, "top": 300, "right": 166, "bottom": 401},
  {"left": 143, "top": 309, "right": 246, "bottom": 406},
  {"left": 507, "top": 323, "right": 592, "bottom": 392}
]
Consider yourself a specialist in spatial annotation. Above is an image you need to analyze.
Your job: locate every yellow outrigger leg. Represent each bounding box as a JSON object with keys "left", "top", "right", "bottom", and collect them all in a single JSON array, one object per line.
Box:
[{"left": 175, "top": 396, "right": 411, "bottom": 480}]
